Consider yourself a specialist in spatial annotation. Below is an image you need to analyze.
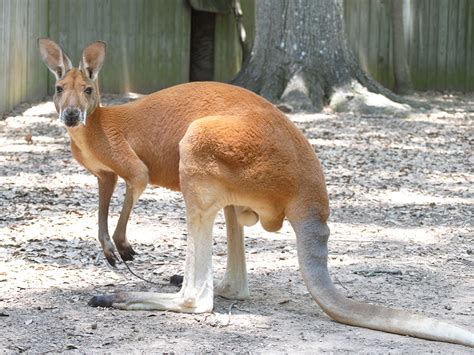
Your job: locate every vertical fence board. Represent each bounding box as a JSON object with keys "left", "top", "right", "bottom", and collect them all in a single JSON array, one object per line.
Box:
[
  {"left": 426, "top": 0, "right": 437, "bottom": 89},
  {"left": 368, "top": 0, "right": 380, "bottom": 82},
  {"left": 411, "top": 0, "right": 428, "bottom": 90},
  {"left": 26, "top": 0, "right": 48, "bottom": 101},
  {"left": 380, "top": 0, "right": 394, "bottom": 88},
  {"left": 8, "top": 0, "right": 16, "bottom": 108},
  {"left": 445, "top": 1, "right": 458, "bottom": 91},
  {"left": 344, "top": 0, "right": 358, "bottom": 63},
  {"left": 456, "top": 0, "right": 467, "bottom": 91},
  {"left": 466, "top": 0, "right": 474, "bottom": 91},
  {"left": 0, "top": 0, "right": 8, "bottom": 113},
  {"left": 436, "top": 0, "right": 449, "bottom": 90},
  {"left": 359, "top": 0, "right": 371, "bottom": 73}
]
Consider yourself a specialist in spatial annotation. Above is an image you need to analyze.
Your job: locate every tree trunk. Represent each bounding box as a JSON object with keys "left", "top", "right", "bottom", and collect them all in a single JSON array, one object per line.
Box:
[{"left": 232, "top": 0, "right": 410, "bottom": 113}]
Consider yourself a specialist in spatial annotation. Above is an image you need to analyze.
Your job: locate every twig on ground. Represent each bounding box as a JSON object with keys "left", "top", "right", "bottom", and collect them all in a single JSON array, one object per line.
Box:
[
  {"left": 334, "top": 275, "right": 350, "bottom": 292},
  {"left": 353, "top": 269, "right": 403, "bottom": 277},
  {"left": 221, "top": 301, "right": 238, "bottom": 327},
  {"left": 122, "top": 260, "right": 163, "bottom": 286}
]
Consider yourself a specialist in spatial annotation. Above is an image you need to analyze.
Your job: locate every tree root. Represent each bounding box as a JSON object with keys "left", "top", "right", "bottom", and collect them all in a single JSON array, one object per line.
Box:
[{"left": 329, "top": 81, "right": 412, "bottom": 117}]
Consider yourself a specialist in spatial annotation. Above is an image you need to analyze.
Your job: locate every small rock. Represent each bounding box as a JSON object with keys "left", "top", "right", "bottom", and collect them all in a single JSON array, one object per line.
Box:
[{"left": 91, "top": 323, "right": 97, "bottom": 330}]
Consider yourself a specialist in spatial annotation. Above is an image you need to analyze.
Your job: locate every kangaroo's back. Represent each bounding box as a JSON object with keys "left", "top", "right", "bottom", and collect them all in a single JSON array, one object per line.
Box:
[{"left": 106, "top": 82, "right": 301, "bottom": 190}]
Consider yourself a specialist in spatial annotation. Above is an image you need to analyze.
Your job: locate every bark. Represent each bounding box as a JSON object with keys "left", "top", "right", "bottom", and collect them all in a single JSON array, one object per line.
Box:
[{"left": 232, "top": 0, "right": 412, "bottom": 113}]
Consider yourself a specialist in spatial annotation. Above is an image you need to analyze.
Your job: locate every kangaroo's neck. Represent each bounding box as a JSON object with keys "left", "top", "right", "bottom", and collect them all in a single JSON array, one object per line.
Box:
[
  {"left": 87, "top": 104, "right": 102, "bottom": 123},
  {"left": 66, "top": 105, "right": 101, "bottom": 145}
]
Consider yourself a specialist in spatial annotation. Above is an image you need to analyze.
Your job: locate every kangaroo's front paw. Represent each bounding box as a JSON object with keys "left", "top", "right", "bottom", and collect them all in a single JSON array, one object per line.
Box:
[
  {"left": 117, "top": 243, "right": 137, "bottom": 262},
  {"left": 100, "top": 238, "right": 119, "bottom": 267},
  {"left": 104, "top": 250, "right": 119, "bottom": 267}
]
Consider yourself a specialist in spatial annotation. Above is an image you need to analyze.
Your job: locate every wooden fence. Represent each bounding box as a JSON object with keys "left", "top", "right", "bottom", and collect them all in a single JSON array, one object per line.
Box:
[
  {"left": 0, "top": 0, "right": 253, "bottom": 115},
  {"left": 345, "top": 0, "right": 474, "bottom": 92},
  {"left": 1, "top": 0, "right": 473, "bottom": 116},
  {"left": 0, "top": 0, "right": 48, "bottom": 116}
]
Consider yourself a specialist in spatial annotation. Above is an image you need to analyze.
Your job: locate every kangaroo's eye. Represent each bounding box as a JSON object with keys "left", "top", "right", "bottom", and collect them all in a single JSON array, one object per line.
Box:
[
  {"left": 56, "top": 86, "right": 64, "bottom": 94},
  {"left": 84, "top": 87, "right": 93, "bottom": 95}
]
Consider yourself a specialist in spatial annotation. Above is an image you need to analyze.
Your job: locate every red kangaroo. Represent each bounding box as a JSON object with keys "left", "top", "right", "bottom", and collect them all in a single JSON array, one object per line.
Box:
[{"left": 37, "top": 38, "right": 473, "bottom": 347}]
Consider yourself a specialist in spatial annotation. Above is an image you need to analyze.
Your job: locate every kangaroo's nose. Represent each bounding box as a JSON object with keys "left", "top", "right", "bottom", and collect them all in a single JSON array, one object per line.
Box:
[
  {"left": 62, "top": 107, "right": 81, "bottom": 127},
  {"left": 64, "top": 107, "right": 80, "bottom": 118}
]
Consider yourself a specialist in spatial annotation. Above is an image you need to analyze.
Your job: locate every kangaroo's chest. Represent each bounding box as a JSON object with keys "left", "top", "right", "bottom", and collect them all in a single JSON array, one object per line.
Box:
[{"left": 68, "top": 130, "right": 113, "bottom": 175}]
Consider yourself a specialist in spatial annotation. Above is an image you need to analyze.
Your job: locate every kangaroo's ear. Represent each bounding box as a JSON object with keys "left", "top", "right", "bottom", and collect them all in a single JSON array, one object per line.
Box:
[
  {"left": 79, "top": 41, "right": 106, "bottom": 81},
  {"left": 37, "top": 38, "right": 73, "bottom": 80}
]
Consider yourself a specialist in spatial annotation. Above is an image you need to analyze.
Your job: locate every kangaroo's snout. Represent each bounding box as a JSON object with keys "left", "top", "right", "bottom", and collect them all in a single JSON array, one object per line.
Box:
[{"left": 61, "top": 107, "right": 83, "bottom": 127}]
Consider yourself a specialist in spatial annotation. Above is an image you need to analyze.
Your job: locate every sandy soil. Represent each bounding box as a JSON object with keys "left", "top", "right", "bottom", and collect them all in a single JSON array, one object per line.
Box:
[{"left": 0, "top": 93, "right": 473, "bottom": 353}]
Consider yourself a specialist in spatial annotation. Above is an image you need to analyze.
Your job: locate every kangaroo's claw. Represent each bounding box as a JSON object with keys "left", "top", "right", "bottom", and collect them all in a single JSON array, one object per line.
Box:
[
  {"left": 118, "top": 244, "right": 137, "bottom": 262},
  {"left": 105, "top": 251, "right": 119, "bottom": 267},
  {"left": 100, "top": 236, "right": 120, "bottom": 267}
]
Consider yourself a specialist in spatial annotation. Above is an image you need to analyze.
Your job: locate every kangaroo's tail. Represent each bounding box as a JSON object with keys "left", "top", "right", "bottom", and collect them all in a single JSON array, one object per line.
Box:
[{"left": 291, "top": 218, "right": 474, "bottom": 347}]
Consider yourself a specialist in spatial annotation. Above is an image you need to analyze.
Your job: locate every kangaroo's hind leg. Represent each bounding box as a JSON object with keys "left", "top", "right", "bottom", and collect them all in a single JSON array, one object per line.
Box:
[
  {"left": 88, "top": 178, "right": 219, "bottom": 313},
  {"left": 215, "top": 205, "right": 250, "bottom": 300}
]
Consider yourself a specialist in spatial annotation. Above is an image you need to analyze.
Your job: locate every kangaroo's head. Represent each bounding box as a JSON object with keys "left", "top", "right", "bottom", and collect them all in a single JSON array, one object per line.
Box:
[{"left": 37, "top": 38, "right": 106, "bottom": 128}]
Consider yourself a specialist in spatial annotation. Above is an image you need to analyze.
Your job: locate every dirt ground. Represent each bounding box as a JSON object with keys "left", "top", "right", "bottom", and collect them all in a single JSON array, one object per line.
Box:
[{"left": 0, "top": 93, "right": 473, "bottom": 353}]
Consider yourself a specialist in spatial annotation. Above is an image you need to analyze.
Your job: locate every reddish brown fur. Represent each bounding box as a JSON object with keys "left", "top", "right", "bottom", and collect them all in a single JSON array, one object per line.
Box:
[{"left": 69, "top": 81, "right": 329, "bottom": 229}]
